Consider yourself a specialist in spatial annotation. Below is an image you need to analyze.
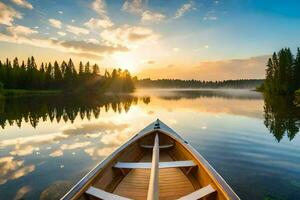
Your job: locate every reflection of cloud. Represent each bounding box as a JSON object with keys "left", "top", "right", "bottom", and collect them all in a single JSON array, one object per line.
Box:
[
  {"left": 86, "top": 133, "right": 102, "bottom": 138},
  {"left": 147, "top": 110, "right": 155, "bottom": 115},
  {"left": 14, "top": 185, "right": 32, "bottom": 200},
  {"left": 49, "top": 150, "right": 63, "bottom": 157},
  {"left": 40, "top": 180, "right": 72, "bottom": 200},
  {"left": 85, "top": 146, "right": 117, "bottom": 159},
  {"left": 61, "top": 142, "right": 91, "bottom": 150},
  {"left": 0, "top": 132, "right": 67, "bottom": 148},
  {"left": 0, "top": 156, "right": 23, "bottom": 176},
  {"left": 0, "top": 156, "right": 35, "bottom": 185},
  {"left": 62, "top": 121, "right": 129, "bottom": 136},
  {"left": 11, "top": 165, "right": 35, "bottom": 180},
  {"left": 10, "top": 145, "right": 37, "bottom": 156}
]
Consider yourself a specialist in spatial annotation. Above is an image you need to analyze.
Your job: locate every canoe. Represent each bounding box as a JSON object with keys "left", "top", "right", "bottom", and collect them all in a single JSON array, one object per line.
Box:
[{"left": 61, "top": 119, "right": 240, "bottom": 200}]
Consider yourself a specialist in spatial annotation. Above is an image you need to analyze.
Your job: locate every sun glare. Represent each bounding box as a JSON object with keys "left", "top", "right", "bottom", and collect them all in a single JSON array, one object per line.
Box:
[{"left": 113, "top": 53, "right": 138, "bottom": 72}]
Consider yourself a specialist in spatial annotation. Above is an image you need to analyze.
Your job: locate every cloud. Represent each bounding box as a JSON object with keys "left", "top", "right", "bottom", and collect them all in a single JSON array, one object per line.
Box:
[
  {"left": 122, "top": 0, "right": 165, "bottom": 23},
  {"left": 122, "top": 0, "right": 143, "bottom": 15},
  {"left": 0, "top": 25, "right": 128, "bottom": 60},
  {"left": 57, "top": 31, "right": 66, "bottom": 36},
  {"left": 49, "top": 18, "right": 62, "bottom": 29},
  {"left": 86, "top": 0, "right": 114, "bottom": 31},
  {"left": 174, "top": 1, "right": 195, "bottom": 19},
  {"left": 11, "top": 0, "right": 33, "bottom": 9},
  {"left": 92, "top": 0, "right": 107, "bottom": 18},
  {"left": 66, "top": 25, "right": 89, "bottom": 35},
  {"left": 203, "top": 11, "right": 218, "bottom": 21},
  {"left": 145, "top": 60, "right": 155, "bottom": 64},
  {"left": 141, "top": 10, "right": 166, "bottom": 23},
  {"left": 0, "top": 2, "right": 22, "bottom": 26},
  {"left": 7, "top": 25, "right": 38, "bottom": 36},
  {"left": 138, "top": 55, "right": 269, "bottom": 80},
  {"left": 203, "top": 16, "right": 218, "bottom": 21},
  {"left": 58, "top": 10, "right": 63, "bottom": 14},
  {"left": 100, "top": 25, "right": 160, "bottom": 47},
  {"left": 60, "top": 40, "right": 129, "bottom": 54},
  {"left": 84, "top": 17, "right": 114, "bottom": 29}
]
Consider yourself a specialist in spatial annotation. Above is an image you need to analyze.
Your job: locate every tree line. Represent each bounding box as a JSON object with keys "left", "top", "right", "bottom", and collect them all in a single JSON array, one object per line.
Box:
[
  {"left": 0, "top": 57, "right": 135, "bottom": 93},
  {"left": 263, "top": 48, "right": 300, "bottom": 94},
  {"left": 137, "top": 78, "right": 264, "bottom": 89}
]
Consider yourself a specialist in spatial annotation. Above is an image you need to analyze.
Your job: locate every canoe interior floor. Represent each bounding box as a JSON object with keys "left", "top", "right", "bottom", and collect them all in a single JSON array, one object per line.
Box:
[{"left": 113, "top": 151, "right": 195, "bottom": 200}]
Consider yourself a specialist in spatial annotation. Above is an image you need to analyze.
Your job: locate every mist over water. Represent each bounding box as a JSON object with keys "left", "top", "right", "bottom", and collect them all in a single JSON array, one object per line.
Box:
[{"left": 0, "top": 89, "right": 299, "bottom": 200}]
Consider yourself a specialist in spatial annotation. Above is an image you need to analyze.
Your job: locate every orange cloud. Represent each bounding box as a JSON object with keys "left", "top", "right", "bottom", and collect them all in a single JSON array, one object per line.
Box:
[{"left": 137, "top": 55, "right": 268, "bottom": 80}]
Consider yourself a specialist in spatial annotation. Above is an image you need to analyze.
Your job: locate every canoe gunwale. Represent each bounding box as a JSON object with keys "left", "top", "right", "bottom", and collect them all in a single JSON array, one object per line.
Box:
[{"left": 61, "top": 120, "right": 240, "bottom": 200}]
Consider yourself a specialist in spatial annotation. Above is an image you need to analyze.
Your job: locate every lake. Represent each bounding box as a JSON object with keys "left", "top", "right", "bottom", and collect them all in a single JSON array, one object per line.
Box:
[{"left": 0, "top": 89, "right": 300, "bottom": 200}]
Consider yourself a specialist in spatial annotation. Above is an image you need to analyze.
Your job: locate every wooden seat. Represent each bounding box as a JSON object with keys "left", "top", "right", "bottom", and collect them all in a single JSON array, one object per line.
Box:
[
  {"left": 85, "top": 186, "right": 132, "bottom": 200},
  {"left": 140, "top": 144, "right": 174, "bottom": 149},
  {"left": 114, "top": 160, "right": 196, "bottom": 169},
  {"left": 177, "top": 184, "right": 216, "bottom": 200}
]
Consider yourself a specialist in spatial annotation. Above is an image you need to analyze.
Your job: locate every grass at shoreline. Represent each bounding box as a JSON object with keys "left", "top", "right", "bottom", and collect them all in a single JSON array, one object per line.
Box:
[{"left": 0, "top": 89, "right": 62, "bottom": 98}]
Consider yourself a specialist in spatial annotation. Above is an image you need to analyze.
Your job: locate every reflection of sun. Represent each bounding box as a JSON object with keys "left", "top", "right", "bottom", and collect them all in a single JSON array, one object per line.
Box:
[{"left": 113, "top": 53, "right": 137, "bottom": 72}]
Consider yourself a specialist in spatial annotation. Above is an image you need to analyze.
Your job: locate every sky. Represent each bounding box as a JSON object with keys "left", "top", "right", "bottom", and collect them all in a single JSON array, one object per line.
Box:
[{"left": 0, "top": 0, "right": 300, "bottom": 80}]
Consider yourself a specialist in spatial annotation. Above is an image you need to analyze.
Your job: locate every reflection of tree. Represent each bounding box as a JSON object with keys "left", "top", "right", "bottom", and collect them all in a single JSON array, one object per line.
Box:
[
  {"left": 263, "top": 93, "right": 300, "bottom": 142},
  {"left": 0, "top": 94, "right": 150, "bottom": 128}
]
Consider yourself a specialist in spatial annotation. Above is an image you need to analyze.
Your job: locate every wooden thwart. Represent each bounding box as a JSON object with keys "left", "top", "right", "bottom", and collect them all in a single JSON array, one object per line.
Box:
[
  {"left": 85, "top": 186, "right": 131, "bottom": 200},
  {"left": 140, "top": 144, "right": 174, "bottom": 149},
  {"left": 177, "top": 184, "right": 216, "bottom": 200},
  {"left": 114, "top": 160, "right": 196, "bottom": 169}
]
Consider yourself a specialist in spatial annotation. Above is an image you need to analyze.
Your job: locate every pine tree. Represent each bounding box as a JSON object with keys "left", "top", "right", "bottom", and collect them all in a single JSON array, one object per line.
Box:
[
  {"left": 85, "top": 62, "right": 90, "bottom": 74},
  {"left": 294, "top": 48, "right": 300, "bottom": 90},
  {"left": 54, "top": 61, "right": 62, "bottom": 81},
  {"left": 45, "top": 62, "right": 53, "bottom": 88},
  {"left": 79, "top": 61, "right": 84, "bottom": 76},
  {"left": 92, "top": 64, "right": 100, "bottom": 75}
]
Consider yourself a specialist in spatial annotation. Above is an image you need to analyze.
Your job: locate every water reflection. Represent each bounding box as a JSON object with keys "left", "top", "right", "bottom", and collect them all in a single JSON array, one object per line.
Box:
[
  {"left": 150, "top": 89, "right": 263, "bottom": 100},
  {"left": 263, "top": 93, "right": 300, "bottom": 142},
  {"left": 0, "top": 89, "right": 300, "bottom": 199},
  {"left": 0, "top": 94, "right": 149, "bottom": 128}
]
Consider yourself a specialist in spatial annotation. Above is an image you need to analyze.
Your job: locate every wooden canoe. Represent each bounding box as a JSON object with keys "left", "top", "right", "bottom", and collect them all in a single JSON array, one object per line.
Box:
[{"left": 61, "top": 119, "right": 240, "bottom": 200}]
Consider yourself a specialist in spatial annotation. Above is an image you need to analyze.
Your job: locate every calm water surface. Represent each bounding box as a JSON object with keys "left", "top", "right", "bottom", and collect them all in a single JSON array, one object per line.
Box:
[{"left": 0, "top": 89, "right": 300, "bottom": 200}]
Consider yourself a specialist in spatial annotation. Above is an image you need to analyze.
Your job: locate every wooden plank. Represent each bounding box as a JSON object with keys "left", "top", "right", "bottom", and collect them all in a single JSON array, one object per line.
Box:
[
  {"left": 140, "top": 144, "right": 174, "bottom": 149},
  {"left": 147, "top": 134, "right": 159, "bottom": 200},
  {"left": 177, "top": 184, "right": 216, "bottom": 200},
  {"left": 113, "top": 152, "right": 195, "bottom": 200},
  {"left": 114, "top": 160, "right": 196, "bottom": 169},
  {"left": 86, "top": 186, "right": 132, "bottom": 200}
]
